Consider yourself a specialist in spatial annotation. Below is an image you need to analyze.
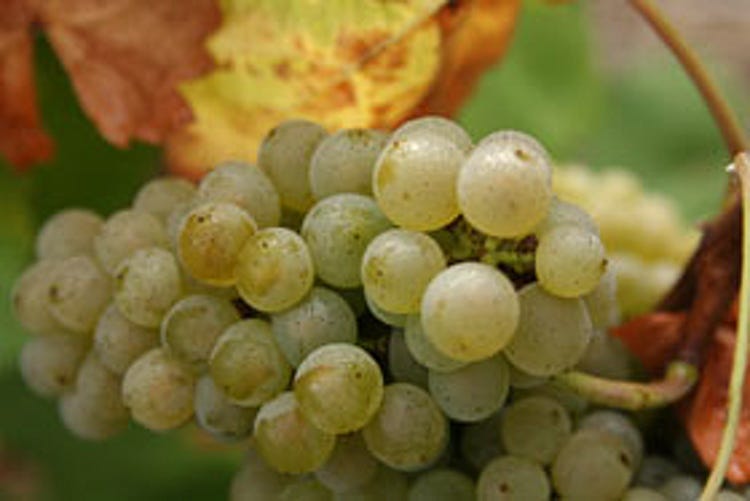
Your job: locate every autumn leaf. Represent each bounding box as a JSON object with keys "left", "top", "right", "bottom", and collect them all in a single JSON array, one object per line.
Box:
[
  {"left": 0, "top": 0, "right": 220, "bottom": 170},
  {"left": 166, "top": 0, "right": 520, "bottom": 179}
]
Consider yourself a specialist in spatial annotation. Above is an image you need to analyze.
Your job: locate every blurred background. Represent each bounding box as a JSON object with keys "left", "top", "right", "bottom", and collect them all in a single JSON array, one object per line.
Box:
[{"left": 1, "top": 1, "right": 748, "bottom": 499}]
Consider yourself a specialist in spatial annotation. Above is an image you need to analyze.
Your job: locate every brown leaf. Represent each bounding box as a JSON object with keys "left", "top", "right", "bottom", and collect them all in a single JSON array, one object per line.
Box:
[{"left": 610, "top": 312, "right": 685, "bottom": 374}]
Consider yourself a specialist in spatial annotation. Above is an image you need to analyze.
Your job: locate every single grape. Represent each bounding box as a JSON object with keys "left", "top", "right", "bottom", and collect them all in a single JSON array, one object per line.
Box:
[
  {"left": 334, "top": 464, "right": 408, "bottom": 501},
  {"left": 301, "top": 193, "right": 391, "bottom": 288},
  {"left": 361, "top": 229, "right": 446, "bottom": 314},
  {"left": 114, "top": 247, "right": 182, "bottom": 328},
  {"left": 583, "top": 265, "right": 620, "bottom": 329},
  {"left": 362, "top": 383, "right": 447, "bottom": 471},
  {"left": 515, "top": 380, "right": 589, "bottom": 417},
  {"left": 534, "top": 197, "right": 598, "bottom": 237},
  {"left": 160, "top": 294, "right": 240, "bottom": 369},
  {"left": 388, "top": 329, "right": 429, "bottom": 387},
  {"left": 579, "top": 410, "right": 644, "bottom": 470},
  {"left": 11, "top": 259, "right": 71, "bottom": 336},
  {"left": 309, "top": 128, "right": 389, "bottom": 199},
  {"left": 364, "top": 291, "right": 407, "bottom": 327},
  {"left": 315, "top": 433, "right": 378, "bottom": 493},
  {"left": 133, "top": 177, "right": 196, "bottom": 223},
  {"left": 457, "top": 131, "right": 552, "bottom": 238},
  {"left": 177, "top": 201, "right": 257, "bottom": 286},
  {"left": 235, "top": 227, "right": 315, "bottom": 312},
  {"left": 258, "top": 119, "right": 328, "bottom": 212},
  {"left": 506, "top": 358, "right": 547, "bottom": 389},
  {"left": 420, "top": 262, "right": 519, "bottom": 362},
  {"left": 35, "top": 208, "right": 103, "bottom": 260},
  {"left": 658, "top": 475, "right": 702, "bottom": 501},
  {"left": 271, "top": 287, "right": 358, "bottom": 367},
  {"left": 122, "top": 348, "right": 196, "bottom": 431},
  {"left": 407, "top": 468, "right": 474, "bottom": 501},
  {"left": 476, "top": 455, "right": 551, "bottom": 501},
  {"left": 622, "top": 487, "right": 668, "bottom": 501},
  {"left": 94, "top": 209, "right": 168, "bottom": 275},
  {"left": 229, "top": 448, "right": 293, "bottom": 501},
  {"left": 197, "top": 160, "right": 281, "bottom": 228},
  {"left": 47, "top": 255, "right": 112, "bottom": 334},
  {"left": 94, "top": 302, "right": 158, "bottom": 374},
  {"left": 209, "top": 319, "right": 291, "bottom": 407},
  {"left": 294, "top": 343, "right": 383, "bottom": 434},
  {"left": 278, "top": 478, "right": 332, "bottom": 501},
  {"left": 404, "top": 315, "right": 466, "bottom": 373},
  {"left": 253, "top": 391, "right": 336, "bottom": 474},
  {"left": 392, "top": 116, "right": 473, "bottom": 153},
  {"left": 500, "top": 396, "right": 571, "bottom": 464},
  {"left": 19, "top": 335, "right": 87, "bottom": 397},
  {"left": 459, "top": 411, "right": 506, "bottom": 472},
  {"left": 635, "top": 455, "right": 680, "bottom": 488},
  {"left": 503, "top": 283, "right": 592, "bottom": 377},
  {"left": 194, "top": 375, "right": 257, "bottom": 442}
]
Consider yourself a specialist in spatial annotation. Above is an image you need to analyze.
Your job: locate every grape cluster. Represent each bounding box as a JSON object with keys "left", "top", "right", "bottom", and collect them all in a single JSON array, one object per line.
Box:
[{"left": 10, "top": 117, "right": 725, "bottom": 499}]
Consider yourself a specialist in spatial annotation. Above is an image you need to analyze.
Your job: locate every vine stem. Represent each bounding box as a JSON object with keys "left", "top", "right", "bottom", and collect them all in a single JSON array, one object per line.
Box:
[
  {"left": 629, "top": 0, "right": 748, "bottom": 156},
  {"left": 700, "top": 152, "right": 750, "bottom": 500}
]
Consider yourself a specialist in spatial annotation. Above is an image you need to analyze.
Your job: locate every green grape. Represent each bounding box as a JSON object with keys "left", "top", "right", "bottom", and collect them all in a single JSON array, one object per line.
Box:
[
  {"left": 658, "top": 475, "right": 702, "bottom": 501},
  {"left": 334, "top": 464, "right": 408, "bottom": 501},
  {"left": 504, "top": 283, "right": 592, "bottom": 376},
  {"left": 622, "top": 488, "right": 668, "bottom": 501},
  {"left": 258, "top": 119, "right": 328, "bottom": 212},
  {"left": 428, "top": 355, "right": 509, "bottom": 422},
  {"left": 114, "top": 247, "right": 182, "bottom": 328},
  {"left": 209, "top": 319, "right": 291, "bottom": 407},
  {"left": 279, "top": 478, "right": 333, "bottom": 501},
  {"left": 122, "top": 348, "right": 196, "bottom": 431},
  {"left": 500, "top": 396, "right": 571, "bottom": 465},
  {"left": 361, "top": 229, "right": 446, "bottom": 314},
  {"left": 254, "top": 391, "right": 336, "bottom": 474},
  {"left": 271, "top": 287, "right": 357, "bottom": 367},
  {"left": 94, "top": 209, "right": 169, "bottom": 275},
  {"left": 459, "top": 411, "right": 505, "bottom": 472},
  {"left": 506, "top": 359, "right": 547, "bottom": 389},
  {"left": 165, "top": 199, "right": 196, "bottom": 249},
  {"left": 476, "top": 455, "right": 550, "bottom": 501},
  {"left": 408, "top": 468, "right": 474, "bottom": 501},
  {"left": 94, "top": 303, "right": 158, "bottom": 374},
  {"left": 160, "top": 294, "right": 240, "bottom": 369},
  {"left": 197, "top": 160, "right": 281, "bottom": 228},
  {"left": 301, "top": 193, "right": 391, "bottom": 288},
  {"left": 362, "top": 383, "right": 447, "bottom": 471},
  {"left": 535, "top": 225, "right": 607, "bottom": 298},
  {"left": 635, "top": 455, "right": 679, "bottom": 488},
  {"left": 177, "top": 201, "right": 257, "bottom": 286},
  {"left": 364, "top": 292, "right": 407, "bottom": 327},
  {"left": 35, "top": 208, "right": 103, "bottom": 260},
  {"left": 583, "top": 265, "right": 620, "bottom": 329},
  {"left": 309, "top": 128, "right": 389, "bottom": 199},
  {"left": 552, "top": 429, "right": 634, "bottom": 501},
  {"left": 47, "top": 255, "right": 112, "bottom": 334},
  {"left": 294, "top": 343, "right": 383, "bottom": 434},
  {"left": 534, "top": 197, "right": 598, "bottom": 237},
  {"left": 457, "top": 131, "right": 552, "bottom": 238},
  {"left": 19, "top": 335, "right": 87, "bottom": 397},
  {"left": 236, "top": 227, "right": 315, "bottom": 312},
  {"left": 11, "top": 259, "right": 71, "bottom": 336},
  {"left": 420, "top": 262, "right": 519, "bottom": 362},
  {"left": 133, "top": 177, "right": 196, "bottom": 223},
  {"left": 393, "top": 116, "right": 473, "bottom": 153},
  {"left": 315, "top": 433, "right": 378, "bottom": 493},
  {"left": 575, "top": 329, "right": 633, "bottom": 379},
  {"left": 579, "top": 410, "right": 644, "bottom": 470},
  {"left": 372, "top": 126, "right": 465, "bottom": 231},
  {"left": 610, "top": 253, "right": 681, "bottom": 318},
  {"left": 194, "top": 375, "right": 257, "bottom": 442},
  {"left": 388, "top": 328, "right": 428, "bottom": 388},
  {"left": 230, "top": 448, "right": 293, "bottom": 501},
  {"left": 404, "top": 315, "right": 465, "bottom": 372},
  {"left": 516, "top": 380, "right": 589, "bottom": 417},
  {"left": 59, "top": 352, "right": 129, "bottom": 440}
]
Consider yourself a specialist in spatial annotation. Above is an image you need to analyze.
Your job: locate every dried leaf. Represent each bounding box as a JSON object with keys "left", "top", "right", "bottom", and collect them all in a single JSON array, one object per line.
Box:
[{"left": 611, "top": 312, "right": 685, "bottom": 374}]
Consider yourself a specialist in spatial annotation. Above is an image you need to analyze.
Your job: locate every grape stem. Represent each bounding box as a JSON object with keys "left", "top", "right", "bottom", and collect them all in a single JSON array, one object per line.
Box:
[{"left": 554, "top": 361, "right": 697, "bottom": 411}]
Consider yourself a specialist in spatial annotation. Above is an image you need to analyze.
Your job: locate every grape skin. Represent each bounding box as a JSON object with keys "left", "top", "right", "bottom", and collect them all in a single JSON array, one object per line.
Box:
[
  {"left": 20, "top": 335, "right": 88, "bottom": 398},
  {"left": 35, "top": 208, "right": 103, "bottom": 260},
  {"left": 94, "top": 302, "right": 158, "bottom": 375}
]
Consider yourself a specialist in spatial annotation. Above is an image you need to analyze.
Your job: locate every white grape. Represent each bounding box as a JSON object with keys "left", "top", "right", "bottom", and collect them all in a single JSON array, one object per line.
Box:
[{"left": 35, "top": 208, "right": 103, "bottom": 259}]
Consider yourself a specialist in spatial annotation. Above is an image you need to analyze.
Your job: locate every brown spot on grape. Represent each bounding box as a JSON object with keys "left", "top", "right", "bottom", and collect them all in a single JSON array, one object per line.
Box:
[{"left": 515, "top": 148, "right": 531, "bottom": 162}]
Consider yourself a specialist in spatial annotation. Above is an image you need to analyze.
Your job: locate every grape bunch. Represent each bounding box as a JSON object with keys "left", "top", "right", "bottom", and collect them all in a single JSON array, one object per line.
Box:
[{"left": 11, "top": 116, "right": 730, "bottom": 500}]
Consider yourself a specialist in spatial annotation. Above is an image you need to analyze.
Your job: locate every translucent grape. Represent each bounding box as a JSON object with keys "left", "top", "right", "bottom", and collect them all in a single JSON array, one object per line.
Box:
[
  {"left": 19, "top": 335, "right": 87, "bottom": 397},
  {"left": 535, "top": 225, "right": 607, "bottom": 298},
  {"left": 301, "top": 194, "right": 391, "bottom": 288},
  {"left": 635, "top": 455, "right": 679, "bottom": 488},
  {"left": 177, "top": 202, "right": 257, "bottom": 286},
  {"left": 459, "top": 412, "right": 506, "bottom": 471},
  {"left": 364, "top": 292, "right": 407, "bottom": 327},
  {"left": 197, "top": 160, "right": 281, "bottom": 228},
  {"left": 579, "top": 410, "right": 644, "bottom": 470},
  {"left": 11, "top": 259, "right": 70, "bottom": 336},
  {"left": 583, "top": 266, "right": 620, "bottom": 329},
  {"left": 94, "top": 302, "right": 158, "bottom": 374},
  {"left": 500, "top": 396, "right": 571, "bottom": 464},
  {"left": 506, "top": 359, "right": 547, "bottom": 389},
  {"left": 457, "top": 131, "right": 552, "bottom": 238},
  {"left": 315, "top": 433, "right": 378, "bottom": 493},
  {"left": 428, "top": 356, "right": 510, "bottom": 422},
  {"left": 253, "top": 391, "right": 336, "bottom": 474},
  {"left": 133, "top": 177, "right": 196, "bottom": 223},
  {"left": 404, "top": 315, "right": 465, "bottom": 373},
  {"left": 362, "top": 383, "right": 447, "bottom": 471},
  {"left": 35, "top": 208, "right": 103, "bottom": 259},
  {"left": 194, "top": 375, "right": 257, "bottom": 442},
  {"left": 230, "top": 448, "right": 293, "bottom": 501},
  {"left": 47, "top": 255, "right": 112, "bottom": 334},
  {"left": 388, "top": 329, "right": 428, "bottom": 388},
  {"left": 161, "top": 294, "right": 240, "bottom": 369},
  {"left": 393, "top": 116, "right": 473, "bottom": 153},
  {"left": 279, "top": 478, "right": 332, "bottom": 501},
  {"left": 476, "top": 455, "right": 550, "bottom": 501},
  {"left": 114, "top": 247, "right": 182, "bottom": 328},
  {"left": 258, "top": 119, "right": 328, "bottom": 212},
  {"left": 334, "top": 464, "right": 408, "bottom": 501},
  {"left": 372, "top": 127, "right": 465, "bottom": 231},
  {"left": 622, "top": 487, "right": 668, "bottom": 501},
  {"left": 516, "top": 380, "right": 589, "bottom": 417},
  {"left": 504, "top": 283, "right": 592, "bottom": 376},
  {"left": 94, "top": 209, "right": 168, "bottom": 275},
  {"left": 420, "top": 262, "right": 519, "bottom": 362},
  {"left": 122, "top": 348, "right": 196, "bottom": 431},
  {"left": 552, "top": 429, "right": 634, "bottom": 501},
  {"left": 408, "top": 468, "right": 474, "bottom": 501},
  {"left": 309, "top": 128, "right": 389, "bottom": 199},
  {"left": 361, "top": 229, "right": 446, "bottom": 314},
  {"left": 271, "top": 287, "right": 357, "bottom": 367},
  {"left": 209, "top": 319, "right": 291, "bottom": 407},
  {"left": 294, "top": 343, "right": 383, "bottom": 434},
  {"left": 235, "top": 227, "right": 315, "bottom": 312},
  {"left": 534, "top": 197, "right": 598, "bottom": 237},
  {"left": 658, "top": 475, "right": 702, "bottom": 501}
]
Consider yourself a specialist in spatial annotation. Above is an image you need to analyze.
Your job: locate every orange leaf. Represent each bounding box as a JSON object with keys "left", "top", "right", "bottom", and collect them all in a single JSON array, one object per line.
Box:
[{"left": 611, "top": 312, "right": 686, "bottom": 374}]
